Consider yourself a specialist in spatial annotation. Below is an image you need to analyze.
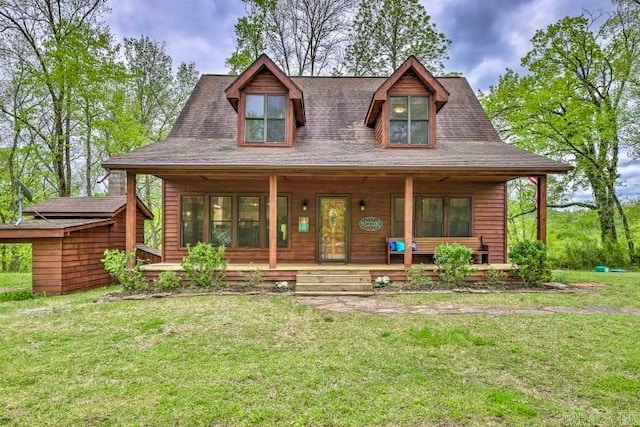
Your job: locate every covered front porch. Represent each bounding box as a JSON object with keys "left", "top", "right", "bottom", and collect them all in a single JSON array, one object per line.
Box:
[
  {"left": 121, "top": 169, "right": 549, "bottom": 269},
  {"left": 142, "top": 262, "right": 517, "bottom": 296}
]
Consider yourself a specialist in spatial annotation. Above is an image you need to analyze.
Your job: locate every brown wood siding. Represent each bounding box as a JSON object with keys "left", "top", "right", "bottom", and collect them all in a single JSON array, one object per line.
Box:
[
  {"left": 32, "top": 239, "right": 63, "bottom": 295},
  {"left": 163, "top": 177, "right": 506, "bottom": 265},
  {"left": 61, "top": 226, "right": 114, "bottom": 293},
  {"left": 388, "top": 74, "right": 430, "bottom": 96},
  {"left": 245, "top": 69, "right": 287, "bottom": 93}
]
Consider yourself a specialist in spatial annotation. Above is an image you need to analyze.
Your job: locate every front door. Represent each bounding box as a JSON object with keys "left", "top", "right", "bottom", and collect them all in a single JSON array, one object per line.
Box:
[{"left": 318, "top": 196, "right": 349, "bottom": 262}]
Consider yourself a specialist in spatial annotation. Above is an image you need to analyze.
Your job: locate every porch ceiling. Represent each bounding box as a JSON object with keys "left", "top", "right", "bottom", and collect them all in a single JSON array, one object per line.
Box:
[{"left": 124, "top": 167, "right": 550, "bottom": 182}]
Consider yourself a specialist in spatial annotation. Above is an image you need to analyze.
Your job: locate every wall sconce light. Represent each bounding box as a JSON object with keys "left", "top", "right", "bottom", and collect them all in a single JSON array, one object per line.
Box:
[
  {"left": 359, "top": 200, "right": 366, "bottom": 212},
  {"left": 302, "top": 200, "right": 308, "bottom": 211}
]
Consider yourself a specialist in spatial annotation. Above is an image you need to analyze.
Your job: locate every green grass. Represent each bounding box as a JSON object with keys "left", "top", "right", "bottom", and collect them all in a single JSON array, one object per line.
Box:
[
  {"left": 0, "top": 272, "right": 30, "bottom": 289},
  {"left": 388, "top": 270, "right": 640, "bottom": 308},
  {"left": 0, "top": 275, "right": 639, "bottom": 425}
]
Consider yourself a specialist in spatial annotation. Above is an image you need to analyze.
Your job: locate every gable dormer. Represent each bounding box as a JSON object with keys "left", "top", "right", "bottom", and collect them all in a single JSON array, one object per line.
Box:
[
  {"left": 225, "top": 54, "right": 305, "bottom": 147},
  {"left": 365, "top": 56, "right": 449, "bottom": 148}
]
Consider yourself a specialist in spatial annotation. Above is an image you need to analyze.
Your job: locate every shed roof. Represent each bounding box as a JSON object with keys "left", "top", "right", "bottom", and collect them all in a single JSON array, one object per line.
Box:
[
  {"left": 103, "top": 74, "right": 570, "bottom": 175},
  {"left": 24, "top": 196, "right": 153, "bottom": 219},
  {"left": 0, "top": 218, "right": 115, "bottom": 241}
]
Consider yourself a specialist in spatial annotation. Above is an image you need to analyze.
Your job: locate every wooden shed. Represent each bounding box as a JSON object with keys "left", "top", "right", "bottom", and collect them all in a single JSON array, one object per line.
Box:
[{"left": 0, "top": 196, "right": 155, "bottom": 295}]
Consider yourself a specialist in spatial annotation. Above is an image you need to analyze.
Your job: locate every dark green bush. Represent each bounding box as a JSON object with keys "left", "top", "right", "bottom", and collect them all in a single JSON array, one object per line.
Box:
[
  {"left": 405, "top": 264, "right": 435, "bottom": 290},
  {"left": 508, "top": 240, "right": 551, "bottom": 286},
  {"left": 181, "top": 243, "right": 227, "bottom": 289},
  {"left": 154, "top": 271, "right": 182, "bottom": 291},
  {"left": 434, "top": 243, "right": 476, "bottom": 287},
  {"left": 102, "top": 249, "right": 148, "bottom": 292},
  {"left": 0, "top": 289, "right": 35, "bottom": 302}
]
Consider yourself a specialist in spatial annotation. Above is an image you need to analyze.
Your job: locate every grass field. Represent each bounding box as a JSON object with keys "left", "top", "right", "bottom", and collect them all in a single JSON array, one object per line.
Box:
[
  {"left": 0, "top": 272, "right": 30, "bottom": 289},
  {"left": 1, "top": 271, "right": 639, "bottom": 426}
]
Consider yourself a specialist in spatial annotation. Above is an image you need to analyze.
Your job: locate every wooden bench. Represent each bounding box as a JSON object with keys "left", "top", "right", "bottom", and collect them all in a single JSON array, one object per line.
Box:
[{"left": 386, "top": 236, "right": 489, "bottom": 264}]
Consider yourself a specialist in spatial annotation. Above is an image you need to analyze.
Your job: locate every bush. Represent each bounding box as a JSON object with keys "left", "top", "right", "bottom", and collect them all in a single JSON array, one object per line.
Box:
[
  {"left": 242, "top": 265, "right": 264, "bottom": 287},
  {"left": 102, "top": 249, "right": 148, "bottom": 292},
  {"left": 508, "top": 240, "right": 551, "bottom": 286},
  {"left": 181, "top": 243, "right": 227, "bottom": 289},
  {"left": 0, "top": 289, "right": 35, "bottom": 302},
  {"left": 405, "top": 264, "right": 434, "bottom": 290},
  {"left": 550, "top": 238, "right": 630, "bottom": 270},
  {"left": 434, "top": 243, "right": 476, "bottom": 287},
  {"left": 154, "top": 271, "right": 182, "bottom": 291},
  {"left": 484, "top": 267, "right": 507, "bottom": 286}
]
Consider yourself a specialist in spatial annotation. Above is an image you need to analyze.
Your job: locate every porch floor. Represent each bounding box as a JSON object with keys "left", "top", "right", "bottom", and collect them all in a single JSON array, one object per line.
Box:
[{"left": 142, "top": 263, "right": 513, "bottom": 272}]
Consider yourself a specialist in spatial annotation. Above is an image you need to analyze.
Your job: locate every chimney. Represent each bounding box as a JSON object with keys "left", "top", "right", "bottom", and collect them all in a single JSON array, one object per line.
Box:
[{"left": 109, "top": 170, "right": 126, "bottom": 196}]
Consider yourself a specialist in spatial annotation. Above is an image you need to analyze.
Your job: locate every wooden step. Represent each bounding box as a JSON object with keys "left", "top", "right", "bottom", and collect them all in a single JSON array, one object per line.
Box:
[
  {"left": 295, "top": 290, "right": 374, "bottom": 297},
  {"left": 295, "top": 274, "right": 371, "bottom": 284},
  {"left": 295, "top": 283, "right": 373, "bottom": 292},
  {"left": 295, "top": 271, "right": 373, "bottom": 296}
]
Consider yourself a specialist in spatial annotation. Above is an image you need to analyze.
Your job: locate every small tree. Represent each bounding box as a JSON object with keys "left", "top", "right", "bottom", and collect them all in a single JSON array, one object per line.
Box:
[
  {"left": 434, "top": 243, "right": 476, "bottom": 287},
  {"left": 102, "top": 249, "right": 148, "bottom": 292},
  {"left": 181, "top": 243, "right": 227, "bottom": 289},
  {"left": 508, "top": 240, "right": 551, "bottom": 286}
]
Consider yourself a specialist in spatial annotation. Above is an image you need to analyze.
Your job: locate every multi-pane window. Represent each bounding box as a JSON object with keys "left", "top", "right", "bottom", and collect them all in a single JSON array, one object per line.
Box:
[
  {"left": 181, "top": 195, "right": 204, "bottom": 247},
  {"left": 238, "top": 196, "right": 261, "bottom": 247},
  {"left": 210, "top": 196, "right": 232, "bottom": 247},
  {"left": 393, "top": 196, "right": 471, "bottom": 237},
  {"left": 181, "top": 194, "right": 289, "bottom": 248},
  {"left": 245, "top": 94, "right": 286, "bottom": 143},
  {"left": 389, "top": 96, "right": 429, "bottom": 145}
]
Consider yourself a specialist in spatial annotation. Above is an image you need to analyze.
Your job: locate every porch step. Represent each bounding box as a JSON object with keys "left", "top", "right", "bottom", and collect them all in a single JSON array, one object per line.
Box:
[{"left": 295, "top": 271, "right": 373, "bottom": 296}]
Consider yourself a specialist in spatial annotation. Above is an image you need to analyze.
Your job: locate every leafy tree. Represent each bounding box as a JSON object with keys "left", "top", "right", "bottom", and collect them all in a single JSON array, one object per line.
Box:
[
  {"left": 119, "top": 36, "right": 200, "bottom": 247},
  {"left": 481, "top": 11, "right": 640, "bottom": 259},
  {"left": 226, "top": 0, "right": 355, "bottom": 76},
  {"left": 344, "top": 0, "right": 451, "bottom": 76},
  {"left": 0, "top": 0, "right": 112, "bottom": 197}
]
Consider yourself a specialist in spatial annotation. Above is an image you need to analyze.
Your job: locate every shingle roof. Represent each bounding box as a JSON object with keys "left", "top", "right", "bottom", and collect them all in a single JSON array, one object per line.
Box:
[
  {"left": 103, "top": 75, "right": 570, "bottom": 174},
  {"left": 24, "top": 196, "right": 153, "bottom": 219},
  {"left": 0, "top": 218, "right": 116, "bottom": 241}
]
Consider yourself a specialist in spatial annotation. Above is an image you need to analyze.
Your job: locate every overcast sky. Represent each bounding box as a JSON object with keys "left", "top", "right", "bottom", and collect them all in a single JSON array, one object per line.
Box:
[{"left": 104, "top": 0, "right": 638, "bottom": 199}]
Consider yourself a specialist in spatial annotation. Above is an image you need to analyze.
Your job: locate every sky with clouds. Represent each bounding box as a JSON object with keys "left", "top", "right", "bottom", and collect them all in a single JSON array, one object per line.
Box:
[{"left": 104, "top": 0, "right": 638, "bottom": 200}]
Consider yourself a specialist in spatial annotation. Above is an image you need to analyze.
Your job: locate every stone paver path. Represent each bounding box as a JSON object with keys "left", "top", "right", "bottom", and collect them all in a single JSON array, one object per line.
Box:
[{"left": 296, "top": 296, "right": 640, "bottom": 315}]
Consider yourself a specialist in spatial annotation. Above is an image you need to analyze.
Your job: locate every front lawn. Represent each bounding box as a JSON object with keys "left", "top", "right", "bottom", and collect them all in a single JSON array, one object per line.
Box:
[{"left": 0, "top": 272, "right": 639, "bottom": 425}]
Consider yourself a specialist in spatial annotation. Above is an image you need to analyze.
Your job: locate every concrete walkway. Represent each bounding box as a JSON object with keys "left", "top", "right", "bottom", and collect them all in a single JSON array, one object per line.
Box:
[{"left": 296, "top": 296, "right": 640, "bottom": 315}]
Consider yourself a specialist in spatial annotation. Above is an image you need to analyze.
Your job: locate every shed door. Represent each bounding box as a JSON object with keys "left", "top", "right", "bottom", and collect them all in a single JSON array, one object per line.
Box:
[{"left": 318, "top": 196, "right": 349, "bottom": 262}]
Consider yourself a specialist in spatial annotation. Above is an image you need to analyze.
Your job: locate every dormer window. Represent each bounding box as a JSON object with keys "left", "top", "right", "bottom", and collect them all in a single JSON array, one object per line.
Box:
[
  {"left": 245, "top": 94, "right": 286, "bottom": 143},
  {"left": 389, "top": 96, "right": 429, "bottom": 145}
]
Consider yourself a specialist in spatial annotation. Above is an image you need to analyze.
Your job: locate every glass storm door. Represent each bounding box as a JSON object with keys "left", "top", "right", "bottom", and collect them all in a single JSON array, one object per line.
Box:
[{"left": 318, "top": 197, "right": 348, "bottom": 262}]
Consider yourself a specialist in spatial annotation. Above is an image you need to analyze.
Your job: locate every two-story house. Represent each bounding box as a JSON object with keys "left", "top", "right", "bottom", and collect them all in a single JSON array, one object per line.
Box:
[{"left": 103, "top": 54, "right": 569, "bottom": 284}]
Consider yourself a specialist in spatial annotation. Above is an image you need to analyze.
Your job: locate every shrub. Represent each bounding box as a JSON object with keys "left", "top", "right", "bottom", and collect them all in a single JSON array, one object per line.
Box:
[
  {"left": 181, "top": 243, "right": 227, "bottom": 289},
  {"left": 0, "top": 289, "right": 35, "bottom": 302},
  {"left": 484, "top": 267, "right": 507, "bottom": 286},
  {"left": 154, "top": 271, "right": 182, "bottom": 291},
  {"left": 508, "top": 240, "right": 551, "bottom": 286},
  {"left": 434, "top": 243, "right": 476, "bottom": 287},
  {"left": 405, "top": 264, "right": 434, "bottom": 290},
  {"left": 102, "top": 249, "right": 148, "bottom": 292},
  {"left": 551, "top": 238, "right": 630, "bottom": 270},
  {"left": 242, "top": 265, "right": 264, "bottom": 287}
]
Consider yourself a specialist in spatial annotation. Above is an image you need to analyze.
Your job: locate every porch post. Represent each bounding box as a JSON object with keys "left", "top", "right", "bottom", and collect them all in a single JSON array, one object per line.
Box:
[
  {"left": 269, "top": 174, "right": 278, "bottom": 268},
  {"left": 536, "top": 175, "right": 547, "bottom": 244},
  {"left": 404, "top": 175, "right": 414, "bottom": 267},
  {"left": 126, "top": 171, "right": 137, "bottom": 267}
]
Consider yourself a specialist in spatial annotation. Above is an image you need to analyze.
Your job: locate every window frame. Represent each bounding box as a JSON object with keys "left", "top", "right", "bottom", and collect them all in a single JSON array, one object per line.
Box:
[
  {"left": 241, "top": 92, "right": 289, "bottom": 146},
  {"left": 179, "top": 193, "right": 290, "bottom": 250},
  {"left": 388, "top": 95, "right": 430, "bottom": 146},
  {"left": 391, "top": 195, "right": 473, "bottom": 238}
]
